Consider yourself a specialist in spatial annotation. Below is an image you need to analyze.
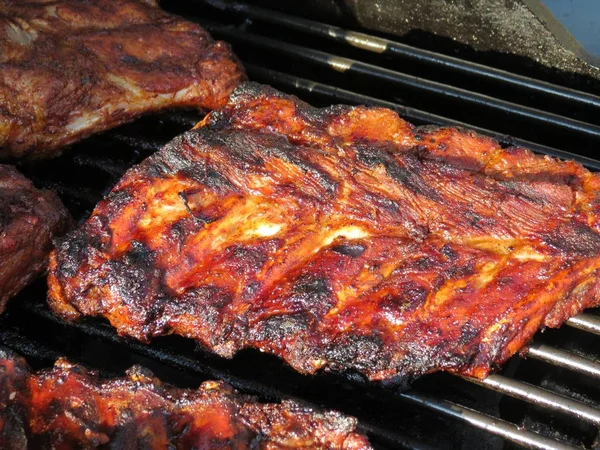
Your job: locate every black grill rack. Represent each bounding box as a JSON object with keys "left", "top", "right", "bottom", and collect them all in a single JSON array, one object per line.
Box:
[{"left": 3, "top": 1, "right": 600, "bottom": 449}]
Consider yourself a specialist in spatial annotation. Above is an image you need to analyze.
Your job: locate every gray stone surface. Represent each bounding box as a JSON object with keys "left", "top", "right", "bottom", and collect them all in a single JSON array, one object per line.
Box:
[{"left": 253, "top": 0, "right": 600, "bottom": 91}]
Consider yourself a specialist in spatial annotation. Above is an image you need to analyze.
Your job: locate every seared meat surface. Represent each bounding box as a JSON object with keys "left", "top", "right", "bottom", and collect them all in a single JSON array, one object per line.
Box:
[
  {"left": 0, "top": 0, "right": 245, "bottom": 159},
  {"left": 0, "top": 165, "right": 70, "bottom": 313},
  {"left": 0, "top": 349, "right": 28, "bottom": 450},
  {"left": 0, "top": 347, "right": 370, "bottom": 449},
  {"left": 48, "top": 83, "right": 600, "bottom": 381}
]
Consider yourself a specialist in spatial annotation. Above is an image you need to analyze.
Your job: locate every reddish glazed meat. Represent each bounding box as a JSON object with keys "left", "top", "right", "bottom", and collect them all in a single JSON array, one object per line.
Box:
[
  {"left": 0, "top": 348, "right": 370, "bottom": 449},
  {"left": 49, "top": 83, "right": 600, "bottom": 381}
]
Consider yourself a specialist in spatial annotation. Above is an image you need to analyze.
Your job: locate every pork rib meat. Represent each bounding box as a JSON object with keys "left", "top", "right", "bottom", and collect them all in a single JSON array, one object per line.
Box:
[
  {"left": 0, "top": 0, "right": 245, "bottom": 158},
  {"left": 0, "top": 165, "right": 70, "bottom": 313},
  {"left": 48, "top": 83, "right": 600, "bottom": 380},
  {"left": 0, "top": 347, "right": 370, "bottom": 449}
]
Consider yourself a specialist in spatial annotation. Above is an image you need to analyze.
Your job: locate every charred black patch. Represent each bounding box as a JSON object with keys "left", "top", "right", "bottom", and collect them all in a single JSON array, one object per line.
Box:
[
  {"left": 125, "top": 240, "right": 154, "bottom": 267},
  {"left": 253, "top": 314, "right": 309, "bottom": 341},
  {"left": 167, "top": 286, "right": 233, "bottom": 331},
  {"left": 227, "top": 81, "right": 288, "bottom": 105},
  {"left": 355, "top": 144, "right": 391, "bottom": 168},
  {"left": 544, "top": 221, "right": 600, "bottom": 256},
  {"left": 204, "top": 109, "right": 231, "bottom": 130},
  {"left": 106, "top": 240, "right": 161, "bottom": 317},
  {"left": 331, "top": 243, "right": 366, "bottom": 258},
  {"left": 179, "top": 286, "right": 232, "bottom": 310},
  {"left": 458, "top": 322, "right": 482, "bottom": 347},
  {"left": 298, "top": 101, "right": 350, "bottom": 126},
  {"left": 497, "top": 276, "right": 515, "bottom": 287},
  {"left": 388, "top": 152, "right": 440, "bottom": 201},
  {"left": 465, "top": 211, "right": 481, "bottom": 226},
  {"left": 0, "top": 407, "right": 26, "bottom": 449},
  {"left": 242, "top": 281, "right": 260, "bottom": 300},
  {"left": 287, "top": 275, "right": 335, "bottom": 318},
  {"left": 300, "top": 163, "right": 338, "bottom": 197},
  {"left": 47, "top": 398, "right": 63, "bottom": 416},
  {"left": 381, "top": 282, "right": 428, "bottom": 313},
  {"left": 326, "top": 335, "right": 386, "bottom": 371},
  {"left": 356, "top": 144, "right": 439, "bottom": 200},
  {"left": 441, "top": 244, "right": 458, "bottom": 260},
  {"left": 120, "top": 54, "right": 142, "bottom": 66},
  {"left": 256, "top": 138, "right": 338, "bottom": 196},
  {"left": 498, "top": 180, "right": 550, "bottom": 206},
  {"left": 463, "top": 209, "right": 499, "bottom": 230},
  {"left": 196, "top": 166, "right": 234, "bottom": 193},
  {"left": 363, "top": 192, "right": 400, "bottom": 212},
  {"left": 223, "top": 244, "right": 269, "bottom": 277},
  {"left": 55, "top": 232, "right": 87, "bottom": 277},
  {"left": 150, "top": 134, "right": 194, "bottom": 176},
  {"left": 143, "top": 162, "right": 167, "bottom": 179},
  {"left": 0, "top": 206, "right": 10, "bottom": 229},
  {"left": 168, "top": 220, "right": 187, "bottom": 247},
  {"left": 106, "top": 190, "right": 132, "bottom": 209},
  {"left": 412, "top": 257, "right": 434, "bottom": 270},
  {"left": 107, "top": 418, "right": 150, "bottom": 450},
  {"left": 444, "top": 261, "right": 476, "bottom": 280},
  {"left": 293, "top": 275, "right": 329, "bottom": 296},
  {"left": 201, "top": 130, "right": 266, "bottom": 169}
]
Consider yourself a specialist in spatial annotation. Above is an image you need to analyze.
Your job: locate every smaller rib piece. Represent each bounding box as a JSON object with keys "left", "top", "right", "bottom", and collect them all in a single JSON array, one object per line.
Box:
[
  {"left": 0, "top": 0, "right": 245, "bottom": 158},
  {"left": 0, "top": 347, "right": 370, "bottom": 449},
  {"left": 0, "top": 165, "right": 71, "bottom": 312}
]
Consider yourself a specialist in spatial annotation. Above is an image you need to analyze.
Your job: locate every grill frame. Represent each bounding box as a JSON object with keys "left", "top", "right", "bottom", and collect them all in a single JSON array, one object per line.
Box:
[{"left": 3, "top": 1, "right": 600, "bottom": 448}]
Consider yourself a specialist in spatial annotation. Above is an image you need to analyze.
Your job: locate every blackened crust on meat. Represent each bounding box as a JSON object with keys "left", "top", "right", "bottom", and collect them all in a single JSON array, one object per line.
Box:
[
  {"left": 0, "top": 348, "right": 28, "bottom": 450},
  {"left": 0, "top": 0, "right": 246, "bottom": 159},
  {"left": 0, "top": 165, "right": 71, "bottom": 312},
  {"left": 0, "top": 349, "right": 371, "bottom": 449},
  {"left": 49, "top": 82, "right": 600, "bottom": 381}
]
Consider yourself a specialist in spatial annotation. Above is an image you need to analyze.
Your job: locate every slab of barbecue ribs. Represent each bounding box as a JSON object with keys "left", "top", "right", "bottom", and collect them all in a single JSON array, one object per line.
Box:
[
  {"left": 0, "top": 0, "right": 245, "bottom": 159},
  {"left": 48, "top": 83, "right": 600, "bottom": 381},
  {"left": 0, "top": 348, "right": 370, "bottom": 449},
  {"left": 0, "top": 164, "right": 70, "bottom": 313}
]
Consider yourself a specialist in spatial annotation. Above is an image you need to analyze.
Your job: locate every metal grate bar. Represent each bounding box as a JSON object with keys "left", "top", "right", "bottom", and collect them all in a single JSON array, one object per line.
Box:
[
  {"left": 0, "top": 329, "right": 63, "bottom": 364},
  {"left": 246, "top": 64, "right": 600, "bottom": 171},
  {"left": 203, "top": 23, "right": 600, "bottom": 141},
  {"left": 105, "top": 132, "right": 166, "bottom": 153},
  {"left": 221, "top": 1, "right": 600, "bottom": 112},
  {"left": 465, "top": 374, "right": 600, "bottom": 425},
  {"left": 566, "top": 314, "right": 600, "bottom": 335},
  {"left": 355, "top": 422, "right": 437, "bottom": 450},
  {"left": 525, "top": 343, "right": 600, "bottom": 379},
  {"left": 71, "top": 152, "right": 133, "bottom": 177},
  {"left": 399, "top": 392, "right": 579, "bottom": 450},
  {"left": 32, "top": 181, "right": 101, "bottom": 205},
  {"left": 161, "top": 110, "right": 203, "bottom": 128}
]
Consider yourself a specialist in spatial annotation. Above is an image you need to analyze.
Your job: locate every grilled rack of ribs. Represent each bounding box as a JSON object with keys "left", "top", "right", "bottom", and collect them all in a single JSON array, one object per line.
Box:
[
  {"left": 0, "top": 0, "right": 245, "bottom": 159},
  {"left": 0, "top": 165, "right": 70, "bottom": 313},
  {"left": 48, "top": 82, "right": 600, "bottom": 381},
  {"left": 0, "top": 347, "right": 370, "bottom": 449}
]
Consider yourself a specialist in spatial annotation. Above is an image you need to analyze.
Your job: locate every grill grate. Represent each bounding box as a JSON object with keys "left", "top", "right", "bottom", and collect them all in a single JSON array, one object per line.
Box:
[{"left": 2, "top": 1, "right": 600, "bottom": 448}]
